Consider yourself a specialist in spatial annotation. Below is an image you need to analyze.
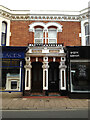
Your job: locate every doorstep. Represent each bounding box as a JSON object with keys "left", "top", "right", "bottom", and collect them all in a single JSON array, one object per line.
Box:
[
  {"left": 23, "top": 92, "right": 68, "bottom": 98},
  {"left": 23, "top": 95, "right": 68, "bottom": 98}
]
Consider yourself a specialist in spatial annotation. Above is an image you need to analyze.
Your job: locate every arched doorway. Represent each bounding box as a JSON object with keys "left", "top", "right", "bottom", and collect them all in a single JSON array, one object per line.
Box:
[
  {"left": 48, "top": 62, "right": 59, "bottom": 92},
  {"left": 31, "top": 62, "right": 43, "bottom": 92}
]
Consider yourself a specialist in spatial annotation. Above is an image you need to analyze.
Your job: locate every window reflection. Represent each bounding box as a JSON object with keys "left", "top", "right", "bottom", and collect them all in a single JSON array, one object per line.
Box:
[
  {"left": 0, "top": 59, "right": 21, "bottom": 91},
  {"left": 71, "top": 62, "right": 90, "bottom": 92}
]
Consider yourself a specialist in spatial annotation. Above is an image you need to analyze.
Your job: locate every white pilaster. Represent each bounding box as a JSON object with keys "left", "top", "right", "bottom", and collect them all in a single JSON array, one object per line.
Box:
[
  {"left": 24, "top": 57, "right": 32, "bottom": 90},
  {"left": 59, "top": 57, "right": 67, "bottom": 90},
  {"left": 42, "top": 57, "right": 49, "bottom": 90}
]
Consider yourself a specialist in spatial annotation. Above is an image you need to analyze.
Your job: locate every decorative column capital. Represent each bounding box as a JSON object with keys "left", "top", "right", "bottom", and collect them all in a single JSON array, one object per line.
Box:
[
  {"left": 42, "top": 62, "right": 49, "bottom": 69},
  {"left": 59, "top": 61, "right": 67, "bottom": 69},
  {"left": 24, "top": 65, "right": 32, "bottom": 69},
  {"left": 24, "top": 62, "right": 32, "bottom": 69},
  {"left": 59, "top": 65, "right": 67, "bottom": 69}
]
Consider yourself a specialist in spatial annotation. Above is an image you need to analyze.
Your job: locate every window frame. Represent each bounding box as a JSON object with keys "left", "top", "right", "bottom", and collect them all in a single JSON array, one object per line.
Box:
[
  {"left": 85, "top": 23, "right": 90, "bottom": 46},
  {"left": 1, "top": 21, "right": 7, "bottom": 46},
  {"left": 70, "top": 60, "right": 90, "bottom": 93},
  {"left": 34, "top": 27, "right": 44, "bottom": 44},
  {"left": 48, "top": 27, "right": 57, "bottom": 44}
]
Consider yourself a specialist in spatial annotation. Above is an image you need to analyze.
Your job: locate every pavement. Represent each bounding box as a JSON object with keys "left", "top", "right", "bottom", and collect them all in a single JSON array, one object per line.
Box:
[{"left": 0, "top": 95, "right": 89, "bottom": 110}]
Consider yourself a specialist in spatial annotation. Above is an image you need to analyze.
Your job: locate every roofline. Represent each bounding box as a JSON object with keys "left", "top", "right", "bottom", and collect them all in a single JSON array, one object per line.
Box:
[{"left": 0, "top": 4, "right": 88, "bottom": 13}]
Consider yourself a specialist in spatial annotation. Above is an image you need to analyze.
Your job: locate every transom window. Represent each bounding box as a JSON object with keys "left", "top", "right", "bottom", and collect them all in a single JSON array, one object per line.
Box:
[
  {"left": 85, "top": 23, "right": 90, "bottom": 46},
  {"left": 34, "top": 28, "right": 43, "bottom": 43}
]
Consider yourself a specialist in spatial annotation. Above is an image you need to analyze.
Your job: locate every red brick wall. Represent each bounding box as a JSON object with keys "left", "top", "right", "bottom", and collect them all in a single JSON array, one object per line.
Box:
[{"left": 10, "top": 21, "right": 81, "bottom": 46}]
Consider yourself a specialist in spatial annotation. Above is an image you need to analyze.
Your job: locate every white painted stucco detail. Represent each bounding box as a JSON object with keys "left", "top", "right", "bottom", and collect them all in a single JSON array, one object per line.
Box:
[
  {"left": 29, "top": 22, "right": 63, "bottom": 32},
  {"left": 24, "top": 57, "right": 32, "bottom": 90},
  {"left": 81, "top": 19, "right": 88, "bottom": 46},
  {"left": 42, "top": 57, "right": 49, "bottom": 90},
  {"left": 59, "top": 56, "right": 67, "bottom": 90},
  {"left": 0, "top": 17, "right": 10, "bottom": 46}
]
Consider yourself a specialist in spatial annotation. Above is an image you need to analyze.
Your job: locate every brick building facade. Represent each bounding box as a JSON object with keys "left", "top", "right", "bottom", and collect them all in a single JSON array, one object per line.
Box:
[
  {"left": 0, "top": 5, "right": 90, "bottom": 97},
  {"left": 10, "top": 21, "right": 81, "bottom": 46}
]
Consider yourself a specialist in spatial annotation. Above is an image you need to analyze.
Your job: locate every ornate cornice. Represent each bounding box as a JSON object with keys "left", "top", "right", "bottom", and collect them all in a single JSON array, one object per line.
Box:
[{"left": 0, "top": 5, "right": 89, "bottom": 21}]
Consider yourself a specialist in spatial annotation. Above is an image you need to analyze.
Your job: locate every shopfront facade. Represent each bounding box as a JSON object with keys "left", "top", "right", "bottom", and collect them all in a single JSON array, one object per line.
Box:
[
  {"left": 0, "top": 47, "right": 26, "bottom": 93},
  {"left": 0, "top": 45, "right": 67, "bottom": 96},
  {"left": 66, "top": 46, "right": 90, "bottom": 98}
]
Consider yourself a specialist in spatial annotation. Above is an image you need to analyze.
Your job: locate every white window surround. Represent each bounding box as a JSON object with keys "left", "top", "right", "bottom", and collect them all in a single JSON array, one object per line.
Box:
[
  {"left": 0, "top": 17, "right": 10, "bottom": 46},
  {"left": 29, "top": 22, "right": 63, "bottom": 32},
  {"left": 81, "top": 19, "right": 90, "bottom": 46},
  {"left": 29, "top": 22, "right": 62, "bottom": 44},
  {"left": 29, "top": 22, "right": 45, "bottom": 32}
]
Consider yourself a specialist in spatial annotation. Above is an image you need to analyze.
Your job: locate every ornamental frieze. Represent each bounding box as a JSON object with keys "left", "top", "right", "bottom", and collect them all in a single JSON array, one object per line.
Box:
[
  {"left": 0, "top": 10, "right": 89, "bottom": 21},
  {"left": 49, "top": 50, "right": 59, "bottom": 53}
]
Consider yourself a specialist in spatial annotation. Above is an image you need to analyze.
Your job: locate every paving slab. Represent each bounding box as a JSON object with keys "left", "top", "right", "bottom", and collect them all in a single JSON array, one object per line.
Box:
[{"left": 1, "top": 97, "right": 89, "bottom": 110}]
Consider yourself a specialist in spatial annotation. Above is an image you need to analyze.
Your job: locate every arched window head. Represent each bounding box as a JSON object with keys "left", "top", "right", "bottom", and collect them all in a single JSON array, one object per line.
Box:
[
  {"left": 34, "top": 27, "right": 43, "bottom": 43},
  {"left": 48, "top": 27, "right": 57, "bottom": 43},
  {"left": 1, "top": 21, "right": 7, "bottom": 46}
]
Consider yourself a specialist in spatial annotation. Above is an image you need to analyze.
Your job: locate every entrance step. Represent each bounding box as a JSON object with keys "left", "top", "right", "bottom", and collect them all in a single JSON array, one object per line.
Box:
[
  {"left": 48, "top": 92, "right": 60, "bottom": 96},
  {"left": 30, "top": 92, "right": 43, "bottom": 96},
  {"left": 23, "top": 96, "right": 68, "bottom": 98}
]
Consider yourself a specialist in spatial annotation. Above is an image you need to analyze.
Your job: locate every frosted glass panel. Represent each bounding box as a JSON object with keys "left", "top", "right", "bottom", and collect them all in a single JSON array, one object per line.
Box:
[
  {"left": 35, "top": 28, "right": 43, "bottom": 38},
  {"left": 48, "top": 29, "right": 57, "bottom": 38},
  {"left": 2, "top": 22, "right": 6, "bottom": 33},
  {"left": 35, "top": 39, "right": 43, "bottom": 43},
  {"left": 48, "top": 39, "right": 56, "bottom": 43}
]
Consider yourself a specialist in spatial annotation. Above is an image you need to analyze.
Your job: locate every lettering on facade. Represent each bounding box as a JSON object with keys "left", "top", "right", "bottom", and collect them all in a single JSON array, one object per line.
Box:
[
  {"left": 70, "top": 51, "right": 80, "bottom": 57},
  {"left": 3, "top": 53, "right": 22, "bottom": 58}
]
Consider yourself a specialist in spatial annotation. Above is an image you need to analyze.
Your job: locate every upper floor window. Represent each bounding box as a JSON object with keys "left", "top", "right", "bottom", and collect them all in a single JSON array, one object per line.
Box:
[
  {"left": 48, "top": 27, "right": 57, "bottom": 43},
  {"left": 85, "top": 23, "right": 90, "bottom": 46},
  {"left": 1, "top": 21, "right": 7, "bottom": 46},
  {"left": 29, "top": 22, "right": 63, "bottom": 44},
  {"left": 34, "top": 27, "right": 43, "bottom": 44}
]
